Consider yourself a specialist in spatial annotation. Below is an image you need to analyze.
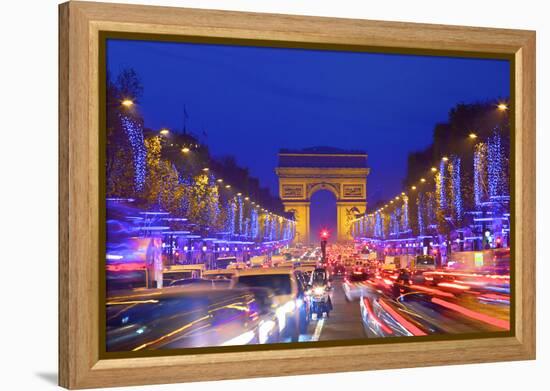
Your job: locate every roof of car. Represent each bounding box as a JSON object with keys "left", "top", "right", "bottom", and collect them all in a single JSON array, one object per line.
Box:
[
  {"left": 203, "top": 269, "right": 235, "bottom": 274},
  {"left": 234, "top": 267, "right": 294, "bottom": 276}
]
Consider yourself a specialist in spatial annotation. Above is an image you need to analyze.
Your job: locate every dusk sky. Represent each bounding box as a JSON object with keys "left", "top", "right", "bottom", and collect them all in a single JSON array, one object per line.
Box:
[{"left": 107, "top": 39, "right": 509, "bottom": 240}]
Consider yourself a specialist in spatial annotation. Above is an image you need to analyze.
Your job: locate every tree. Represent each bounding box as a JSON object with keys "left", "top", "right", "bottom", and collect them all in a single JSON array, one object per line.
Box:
[
  {"left": 116, "top": 68, "right": 143, "bottom": 102},
  {"left": 141, "top": 136, "right": 187, "bottom": 218},
  {"left": 106, "top": 72, "right": 136, "bottom": 198},
  {"left": 188, "top": 173, "right": 221, "bottom": 234}
]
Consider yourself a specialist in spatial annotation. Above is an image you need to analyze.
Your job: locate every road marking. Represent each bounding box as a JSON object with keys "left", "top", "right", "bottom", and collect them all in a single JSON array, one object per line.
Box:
[{"left": 311, "top": 318, "right": 325, "bottom": 341}]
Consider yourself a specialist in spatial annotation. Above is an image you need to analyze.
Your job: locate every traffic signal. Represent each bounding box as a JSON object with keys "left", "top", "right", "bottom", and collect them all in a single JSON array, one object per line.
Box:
[{"left": 320, "top": 229, "right": 329, "bottom": 263}]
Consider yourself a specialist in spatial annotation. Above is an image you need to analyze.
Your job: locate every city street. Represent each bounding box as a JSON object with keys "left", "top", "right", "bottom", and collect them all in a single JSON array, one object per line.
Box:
[
  {"left": 106, "top": 244, "right": 510, "bottom": 351},
  {"left": 299, "top": 278, "right": 366, "bottom": 342},
  {"left": 292, "top": 265, "right": 509, "bottom": 343}
]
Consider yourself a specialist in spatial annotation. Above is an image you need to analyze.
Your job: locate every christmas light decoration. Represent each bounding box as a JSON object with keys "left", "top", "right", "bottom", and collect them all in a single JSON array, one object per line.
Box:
[
  {"left": 473, "top": 142, "right": 487, "bottom": 208},
  {"left": 450, "top": 156, "right": 463, "bottom": 222},
  {"left": 120, "top": 114, "right": 146, "bottom": 191},
  {"left": 401, "top": 195, "right": 409, "bottom": 233},
  {"left": 237, "top": 194, "right": 243, "bottom": 234},
  {"left": 250, "top": 207, "right": 259, "bottom": 239},
  {"left": 488, "top": 131, "right": 504, "bottom": 198},
  {"left": 439, "top": 159, "right": 447, "bottom": 211},
  {"left": 417, "top": 193, "right": 425, "bottom": 235}
]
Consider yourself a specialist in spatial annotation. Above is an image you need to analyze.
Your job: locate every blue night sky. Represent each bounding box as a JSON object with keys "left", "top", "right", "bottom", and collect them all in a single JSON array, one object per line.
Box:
[{"left": 107, "top": 39, "right": 509, "bottom": 239}]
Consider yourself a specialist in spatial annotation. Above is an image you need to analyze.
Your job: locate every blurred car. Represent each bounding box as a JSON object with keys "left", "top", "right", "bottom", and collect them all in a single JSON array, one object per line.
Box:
[
  {"left": 169, "top": 278, "right": 230, "bottom": 289},
  {"left": 342, "top": 270, "right": 370, "bottom": 301},
  {"left": 295, "top": 265, "right": 315, "bottom": 280},
  {"left": 306, "top": 267, "right": 333, "bottom": 318},
  {"left": 231, "top": 268, "right": 309, "bottom": 341},
  {"left": 106, "top": 287, "right": 280, "bottom": 351},
  {"left": 202, "top": 269, "right": 235, "bottom": 281},
  {"left": 413, "top": 255, "right": 436, "bottom": 271},
  {"left": 359, "top": 295, "right": 432, "bottom": 338},
  {"left": 332, "top": 263, "right": 346, "bottom": 277}
]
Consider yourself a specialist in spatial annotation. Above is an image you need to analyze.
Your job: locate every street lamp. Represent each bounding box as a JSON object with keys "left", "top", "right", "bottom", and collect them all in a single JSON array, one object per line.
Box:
[
  {"left": 442, "top": 156, "right": 449, "bottom": 162},
  {"left": 202, "top": 167, "right": 209, "bottom": 172},
  {"left": 159, "top": 128, "right": 170, "bottom": 136},
  {"left": 181, "top": 147, "right": 190, "bottom": 153},
  {"left": 497, "top": 103, "right": 508, "bottom": 111},
  {"left": 420, "top": 178, "right": 426, "bottom": 183},
  {"left": 225, "top": 184, "right": 231, "bottom": 189},
  {"left": 216, "top": 179, "right": 223, "bottom": 183},
  {"left": 121, "top": 99, "right": 134, "bottom": 108},
  {"left": 469, "top": 133, "right": 477, "bottom": 139},
  {"left": 431, "top": 167, "right": 437, "bottom": 172},
  {"left": 411, "top": 185, "right": 417, "bottom": 190}
]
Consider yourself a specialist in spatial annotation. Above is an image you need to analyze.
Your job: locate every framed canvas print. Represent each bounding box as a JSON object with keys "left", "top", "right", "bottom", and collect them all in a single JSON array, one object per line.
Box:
[{"left": 59, "top": 1, "right": 536, "bottom": 389}]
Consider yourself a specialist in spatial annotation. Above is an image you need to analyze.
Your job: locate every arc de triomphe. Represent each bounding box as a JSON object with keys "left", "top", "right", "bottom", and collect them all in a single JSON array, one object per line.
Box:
[{"left": 275, "top": 147, "right": 370, "bottom": 243}]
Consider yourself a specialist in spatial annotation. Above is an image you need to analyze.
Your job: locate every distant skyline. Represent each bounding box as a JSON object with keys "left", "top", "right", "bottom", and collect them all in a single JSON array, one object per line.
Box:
[{"left": 107, "top": 39, "right": 510, "bottom": 237}]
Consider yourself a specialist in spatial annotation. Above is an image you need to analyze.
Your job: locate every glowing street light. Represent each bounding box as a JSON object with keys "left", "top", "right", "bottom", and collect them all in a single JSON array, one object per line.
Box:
[
  {"left": 237, "top": 193, "right": 242, "bottom": 196},
  {"left": 181, "top": 147, "right": 190, "bottom": 153},
  {"left": 420, "top": 178, "right": 426, "bottom": 183},
  {"left": 121, "top": 99, "right": 134, "bottom": 107},
  {"left": 216, "top": 179, "right": 223, "bottom": 183},
  {"left": 469, "top": 133, "right": 477, "bottom": 139},
  {"left": 159, "top": 128, "right": 170, "bottom": 136},
  {"left": 442, "top": 156, "right": 449, "bottom": 162},
  {"left": 411, "top": 185, "right": 417, "bottom": 190},
  {"left": 202, "top": 167, "right": 209, "bottom": 172},
  {"left": 401, "top": 192, "right": 405, "bottom": 196},
  {"left": 225, "top": 184, "right": 231, "bottom": 189},
  {"left": 244, "top": 197, "right": 249, "bottom": 201},
  {"left": 497, "top": 103, "right": 508, "bottom": 111},
  {"left": 431, "top": 167, "right": 437, "bottom": 172}
]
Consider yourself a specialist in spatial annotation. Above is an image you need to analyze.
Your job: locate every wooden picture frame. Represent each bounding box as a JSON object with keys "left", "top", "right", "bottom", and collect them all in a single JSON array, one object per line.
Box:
[{"left": 59, "top": 1, "right": 536, "bottom": 389}]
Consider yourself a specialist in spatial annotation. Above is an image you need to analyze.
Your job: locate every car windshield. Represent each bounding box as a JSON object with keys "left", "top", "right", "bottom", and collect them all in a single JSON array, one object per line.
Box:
[
  {"left": 235, "top": 274, "right": 291, "bottom": 295},
  {"left": 349, "top": 273, "right": 368, "bottom": 282},
  {"left": 311, "top": 270, "right": 327, "bottom": 285},
  {"left": 203, "top": 273, "right": 233, "bottom": 280},
  {"left": 416, "top": 256, "right": 435, "bottom": 266},
  {"left": 170, "top": 278, "right": 211, "bottom": 287}
]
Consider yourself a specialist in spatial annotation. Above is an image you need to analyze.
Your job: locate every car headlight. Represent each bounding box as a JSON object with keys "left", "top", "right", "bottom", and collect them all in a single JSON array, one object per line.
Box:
[{"left": 313, "top": 287, "right": 325, "bottom": 295}]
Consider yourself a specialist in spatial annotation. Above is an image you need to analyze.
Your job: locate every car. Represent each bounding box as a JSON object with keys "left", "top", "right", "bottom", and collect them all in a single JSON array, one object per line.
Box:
[
  {"left": 106, "top": 287, "right": 280, "bottom": 351},
  {"left": 295, "top": 265, "right": 315, "bottom": 280},
  {"left": 332, "top": 263, "right": 346, "bottom": 276},
  {"left": 343, "top": 271, "right": 370, "bottom": 301},
  {"left": 306, "top": 267, "right": 333, "bottom": 318},
  {"left": 169, "top": 278, "right": 230, "bottom": 289},
  {"left": 231, "top": 268, "right": 309, "bottom": 341},
  {"left": 202, "top": 269, "right": 235, "bottom": 281}
]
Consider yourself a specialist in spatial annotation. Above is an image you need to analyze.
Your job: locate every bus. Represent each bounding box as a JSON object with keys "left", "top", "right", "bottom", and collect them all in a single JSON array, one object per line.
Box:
[{"left": 412, "top": 255, "right": 436, "bottom": 271}]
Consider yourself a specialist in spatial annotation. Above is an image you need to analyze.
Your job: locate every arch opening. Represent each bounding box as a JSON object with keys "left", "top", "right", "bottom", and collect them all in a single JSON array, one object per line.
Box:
[{"left": 309, "top": 189, "right": 337, "bottom": 244}]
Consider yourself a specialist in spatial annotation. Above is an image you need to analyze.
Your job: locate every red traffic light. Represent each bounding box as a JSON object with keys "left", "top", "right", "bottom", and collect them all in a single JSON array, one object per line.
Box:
[{"left": 320, "top": 230, "right": 329, "bottom": 239}]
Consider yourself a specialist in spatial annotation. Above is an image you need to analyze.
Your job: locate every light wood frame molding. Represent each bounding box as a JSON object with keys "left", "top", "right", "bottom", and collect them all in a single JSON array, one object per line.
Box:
[{"left": 59, "top": 1, "right": 536, "bottom": 389}]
